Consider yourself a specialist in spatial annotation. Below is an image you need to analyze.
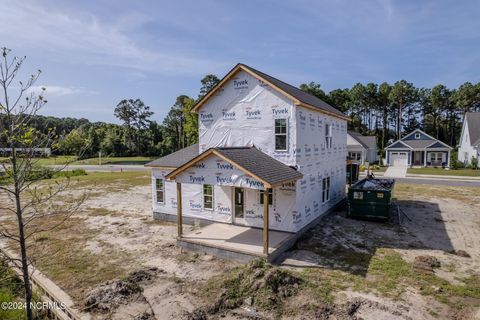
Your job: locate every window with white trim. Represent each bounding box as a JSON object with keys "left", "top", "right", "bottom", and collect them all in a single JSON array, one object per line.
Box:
[
  {"left": 325, "top": 124, "right": 332, "bottom": 149},
  {"left": 275, "top": 119, "right": 288, "bottom": 151},
  {"left": 348, "top": 151, "right": 362, "bottom": 161},
  {"left": 415, "top": 133, "right": 421, "bottom": 139},
  {"left": 259, "top": 189, "right": 273, "bottom": 205},
  {"left": 155, "top": 179, "right": 164, "bottom": 204},
  {"left": 203, "top": 184, "right": 214, "bottom": 210},
  {"left": 322, "top": 177, "right": 330, "bottom": 203}
]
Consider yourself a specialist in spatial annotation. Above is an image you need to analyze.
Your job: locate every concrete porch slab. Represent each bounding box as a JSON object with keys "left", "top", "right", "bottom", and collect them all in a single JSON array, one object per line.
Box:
[{"left": 177, "top": 223, "right": 296, "bottom": 263}]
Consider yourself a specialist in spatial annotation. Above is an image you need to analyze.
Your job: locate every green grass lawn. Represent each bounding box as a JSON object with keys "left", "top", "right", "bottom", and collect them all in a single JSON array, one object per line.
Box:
[
  {"left": 408, "top": 168, "right": 480, "bottom": 177},
  {"left": 1, "top": 155, "right": 156, "bottom": 166},
  {"left": 73, "top": 156, "right": 156, "bottom": 165}
]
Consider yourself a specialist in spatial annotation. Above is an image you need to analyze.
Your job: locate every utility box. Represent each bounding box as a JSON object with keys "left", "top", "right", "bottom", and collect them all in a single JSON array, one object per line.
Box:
[{"left": 347, "top": 178, "right": 395, "bottom": 221}]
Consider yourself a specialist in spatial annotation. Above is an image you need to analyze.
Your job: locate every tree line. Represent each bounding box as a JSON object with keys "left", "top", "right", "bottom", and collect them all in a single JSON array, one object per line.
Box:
[
  {"left": 2, "top": 75, "right": 479, "bottom": 159},
  {"left": 300, "top": 81, "right": 480, "bottom": 152},
  {"left": 0, "top": 75, "right": 220, "bottom": 158}
]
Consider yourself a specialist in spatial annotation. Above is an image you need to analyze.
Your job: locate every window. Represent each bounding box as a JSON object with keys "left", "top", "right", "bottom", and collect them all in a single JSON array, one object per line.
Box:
[
  {"left": 275, "top": 119, "right": 288, "bottom": 151},
  {"left": 430, "top": 152, "right": 443, "bottom": 162},
  {"left": 325, "top": 124, "right": 332, "bottom": 149},
  {"left": 203, "top": 184, "right": 214, "bottom": 210},
  {"left": 259, "top": 189, "right": 273, "bottom": 205},
  {"left": 156, "top": 179, "right": 164, "bottom": 203},
  {"left": 322, "top": 177, "right": 330, "bottom": 203},
  {"left": 348, "top": 151, "right": 362, "bottom": 161},
  {"left": 415, "top": 133, "right": 421, "bottom": 139}
]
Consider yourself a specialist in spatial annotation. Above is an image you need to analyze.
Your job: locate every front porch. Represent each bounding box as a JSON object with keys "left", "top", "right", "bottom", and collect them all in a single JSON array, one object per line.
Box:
[
  {"left": 177, "top": 223, "right": 296, "bottom": 262},
  {"left": 411, "top": 150, "right": 450, "bottom": 167}
]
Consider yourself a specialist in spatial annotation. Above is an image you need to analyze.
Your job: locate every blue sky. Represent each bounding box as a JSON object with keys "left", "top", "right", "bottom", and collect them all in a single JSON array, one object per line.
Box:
[{"left": 1, "top": 0, "right": 479, "bottom": 123}]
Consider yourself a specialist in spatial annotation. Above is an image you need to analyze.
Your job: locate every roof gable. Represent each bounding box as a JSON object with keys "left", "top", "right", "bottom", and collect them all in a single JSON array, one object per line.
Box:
[
  {"left": 402, "top": 129, "right": 434, "bottom": 141},
  {"left": 427, "top": 141, "right": 451, "bottom": 149},
  {"left": 386, "top": 141, "right": 411, "bottom": 149},
  {"left": 166, "top": 146, "right": 303, "bottom": 188},
  {"left": 192, "top": 63, "right": 348, "bottom": 120},
  {"left": 347, "top": 131, "right": 376, "bottom": 150}
]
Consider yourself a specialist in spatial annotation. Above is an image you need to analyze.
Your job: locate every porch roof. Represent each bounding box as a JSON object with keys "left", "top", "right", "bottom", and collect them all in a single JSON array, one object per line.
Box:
[
  {"left": 166, "top": 146, "right": 303, "bottom": 188},
  {"left": 145, "top": 144, "right": 199, "bottom": 168}
]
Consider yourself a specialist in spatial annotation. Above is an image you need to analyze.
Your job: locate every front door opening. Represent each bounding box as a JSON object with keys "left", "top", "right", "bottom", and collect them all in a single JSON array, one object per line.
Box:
[
  {"left": 414, "top": 151, "right": 422, "bottom": 166},
  {"left": 234, "top": 188, "right": 245, "bottom": 225}
]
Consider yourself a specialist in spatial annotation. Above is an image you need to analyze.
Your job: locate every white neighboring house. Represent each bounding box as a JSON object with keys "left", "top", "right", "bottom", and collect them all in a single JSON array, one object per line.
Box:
[
  {"left": 458, "top": 112, "right": 480, "bottom": 166},
  {"left": 346, "top": 131, "right": 378, "bottom": 165},
  {"left": 145, "top": 63, "right": 349, "bottom": 234},
  {"left": 385, "top": 129, "right": 452, "bottom": 167}
]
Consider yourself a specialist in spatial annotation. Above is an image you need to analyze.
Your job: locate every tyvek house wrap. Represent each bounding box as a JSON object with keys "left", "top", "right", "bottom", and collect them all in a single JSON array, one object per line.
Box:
[
  {"left": 152, "top": 166, "right": 297, "bottom": 231},
  {"left": 151, "top": 69, "right": 347, "bottom": 233},
  {"left": 293, "top": 106, "right": 347, "bottom": 231},
  {"left": 152, "top": 168, "right": 233, "bottom": 223},
  {"left": 198, "top": 70, "right": 296, "bottom": 166},
  {"left": 173, "top": 155, "right": 298, "bottom": 232}
]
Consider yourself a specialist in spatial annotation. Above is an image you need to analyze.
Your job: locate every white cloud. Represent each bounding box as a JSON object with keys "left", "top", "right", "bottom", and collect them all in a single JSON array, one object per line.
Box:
[
  {"left": 0, "top": 1, "right": 227, "bottom": 75},
  {"left": 28, "top": 85, "right": 96, "bottom": 97}
]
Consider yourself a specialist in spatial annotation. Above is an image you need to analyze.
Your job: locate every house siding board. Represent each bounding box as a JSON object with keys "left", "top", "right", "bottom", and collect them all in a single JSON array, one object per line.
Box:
[
  {"left": 459, "top": 113, "right": 480, "bottom": 164},
  {"left": 294, "top": 105, "right": 347, "bottom": 232},
  {"left": 403, "top": 131, "right": 432, "bottom": 141},
  {"left": 198, "top": 70, "right": 297, "bottom": 166}
]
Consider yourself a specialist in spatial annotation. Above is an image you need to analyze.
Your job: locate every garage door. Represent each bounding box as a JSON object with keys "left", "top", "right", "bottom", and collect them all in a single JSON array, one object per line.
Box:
[{"left": 390, "top": 152, "right": 408, "bottom": 167}]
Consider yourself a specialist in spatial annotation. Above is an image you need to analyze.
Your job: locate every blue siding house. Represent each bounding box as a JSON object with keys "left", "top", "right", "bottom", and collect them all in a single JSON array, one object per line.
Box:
[{"left": 385, "top": 129, "right": 452, "bottom": 167}]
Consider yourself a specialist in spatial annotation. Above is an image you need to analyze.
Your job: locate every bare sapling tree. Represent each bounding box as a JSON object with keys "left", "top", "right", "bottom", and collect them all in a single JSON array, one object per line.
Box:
[{"left": 0, "top": 47, "right": 87, "bottom": 319}]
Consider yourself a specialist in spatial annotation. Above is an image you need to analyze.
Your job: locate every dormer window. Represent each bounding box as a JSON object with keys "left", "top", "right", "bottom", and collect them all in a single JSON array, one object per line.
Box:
[{"left": 415, "top": 133, "right": 420, "bottom": 139}]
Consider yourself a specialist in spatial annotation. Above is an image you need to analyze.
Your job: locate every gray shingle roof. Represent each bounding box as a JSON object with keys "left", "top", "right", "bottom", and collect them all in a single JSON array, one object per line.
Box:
[
  {"left": 465, "top": 112, "right": 480, "bottom": 146},
  {"left": 145, "top": 144, "right": 199, "bottom": 168},
  {"left": 213, "top": 146, "right": 303, "bottom": 186},
  {"left": 402, "top": 140, "right": 437, "bottom": 149},
  {"left": 239, "top": 64, "right": 346, "bottom": 118},
  {"left": 347, "top": 131, "right": 377, "bottom": 150}
]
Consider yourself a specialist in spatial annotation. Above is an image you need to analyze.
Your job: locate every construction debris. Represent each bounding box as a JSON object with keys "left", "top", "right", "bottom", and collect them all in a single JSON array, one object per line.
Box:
[
  {"left": 413, "top": 255, "right": 441, "bottom": 273},
  {"left": 357, "top": 178, "right": 395, "bottom": 190},
  {"left": 84, "top": 267, "right": 163, "bottom": 312}
]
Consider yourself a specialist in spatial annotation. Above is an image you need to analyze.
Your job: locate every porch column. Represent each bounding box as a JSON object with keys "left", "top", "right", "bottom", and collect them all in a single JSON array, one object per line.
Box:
[
  {"left": 423, "top": 151, "right": 427, "bottom": 166},
  {"left": 263, "top": 188, "right": 270, "bottom": 256},
  {"left": 177, "top": 182, "right": 182, "bottom": 237}
]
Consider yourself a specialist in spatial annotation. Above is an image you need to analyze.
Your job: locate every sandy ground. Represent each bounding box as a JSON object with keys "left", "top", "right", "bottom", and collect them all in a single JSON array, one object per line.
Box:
[
  {"left": 2, "top": 178, "right": 480, "bottom": 320},
  {"left": 281, "top": 191, "right": 480, "bottom": 320},
  {"left": 77, "top": 185, "right": 237, "bottom": 319}
]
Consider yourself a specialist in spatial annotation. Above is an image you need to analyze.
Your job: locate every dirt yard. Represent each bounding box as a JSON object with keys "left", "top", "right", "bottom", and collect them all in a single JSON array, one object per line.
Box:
[{"left": 1, "top": 173, "right": 480, "bottom": 320}]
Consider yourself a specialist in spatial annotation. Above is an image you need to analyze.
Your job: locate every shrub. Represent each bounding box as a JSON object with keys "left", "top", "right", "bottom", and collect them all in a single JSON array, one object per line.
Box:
[
  {"left": 450, "top": 160, "right": 465, "bottom": 170},
  {"left": 471, "top": 156, "right": 478, "bottom": 170},
  {"left": 27, "top": 167, "right": 54, "bottom": 181},
  {"left": 54, "top": 168, "right": 87, "bottom": 178}
]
